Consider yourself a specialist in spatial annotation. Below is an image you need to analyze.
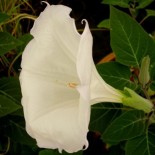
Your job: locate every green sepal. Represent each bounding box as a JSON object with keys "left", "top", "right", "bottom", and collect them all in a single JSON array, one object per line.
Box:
[{"left": 122, "top": 87, "right": 153, "bottom": 113}]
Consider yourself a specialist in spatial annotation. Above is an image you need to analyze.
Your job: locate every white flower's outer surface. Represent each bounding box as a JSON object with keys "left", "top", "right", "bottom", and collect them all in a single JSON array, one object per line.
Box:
[{"left": 20, "top": 4, "right": 123, "bottom": 153}]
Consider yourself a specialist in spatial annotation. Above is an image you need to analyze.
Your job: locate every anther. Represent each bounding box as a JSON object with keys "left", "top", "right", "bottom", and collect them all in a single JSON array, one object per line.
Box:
[{"left": 68, "top": 83, "right": 78, "bottom": 88}]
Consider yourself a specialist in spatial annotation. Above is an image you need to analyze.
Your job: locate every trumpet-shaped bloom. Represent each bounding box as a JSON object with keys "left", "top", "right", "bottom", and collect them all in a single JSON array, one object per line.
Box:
[{"left": 20, "top": 4, "right": 151, "bottom": 153}]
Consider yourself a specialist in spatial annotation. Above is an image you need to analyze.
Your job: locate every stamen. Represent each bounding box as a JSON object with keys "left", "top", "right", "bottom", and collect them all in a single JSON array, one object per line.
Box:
[
  {"left": 55, "top": 80, "right": 78, "bottom": 88},
  {"left": 68, "top": 82, "right": 78, "bottom": 88}
]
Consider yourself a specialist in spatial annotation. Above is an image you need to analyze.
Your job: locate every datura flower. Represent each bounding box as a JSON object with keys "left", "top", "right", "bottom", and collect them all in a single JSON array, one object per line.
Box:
[{"left": 19, "top": 3, "right": 153, "bottom": 153}]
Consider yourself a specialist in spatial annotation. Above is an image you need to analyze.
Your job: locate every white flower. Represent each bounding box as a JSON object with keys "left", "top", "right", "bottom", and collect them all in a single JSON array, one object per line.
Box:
[{"left": 19, "top": 4, "right": 129, "bottom": 153}]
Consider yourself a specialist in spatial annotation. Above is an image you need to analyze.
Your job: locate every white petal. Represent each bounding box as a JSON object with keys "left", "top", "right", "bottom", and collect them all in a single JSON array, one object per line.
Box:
[
  {"left": 90, "top": 65, "right": 123, "bottom": 104},
  {"left": 20, "top": 4, "right": 90, "bottom": 153},
  {"left": 20, "top": 70, "right": 87, "bottom": 153},
  {"left": 21, "top": 4, "right": 80, "bottom": 79},
  {"left": 74, "top": 19, "right": 122, "bottom": 105},
  {"left": 76, "top": 20, "right": 92, "bottom": 136},
  {"left": 77, "top": 20, "right": 93, "bottom": 86}
]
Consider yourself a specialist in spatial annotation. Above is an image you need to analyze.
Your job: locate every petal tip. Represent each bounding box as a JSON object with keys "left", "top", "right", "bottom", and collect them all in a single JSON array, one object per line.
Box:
[{"left": 41, "top": 1, "right": 50, "bottom": 6}]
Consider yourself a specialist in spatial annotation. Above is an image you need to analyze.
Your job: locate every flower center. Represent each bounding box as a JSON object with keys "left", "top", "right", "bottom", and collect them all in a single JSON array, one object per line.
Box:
[
  {"left": 68, "top": 82, "right": 78, "bottom": 88},
  {"left": 55, "top": 80, "right": 78, "bottom": 88}
]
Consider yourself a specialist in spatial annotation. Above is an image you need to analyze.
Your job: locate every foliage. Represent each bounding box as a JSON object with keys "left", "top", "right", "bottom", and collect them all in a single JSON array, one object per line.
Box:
[
  {"left": 95, "top": 3, "right": 155, "bottom": 155},
  {"left": 0, "top": 0, "right": 36, "bottom": 154},
  {"left": 99, "top": 0, "right": 155, "bottom": 27},
  {"left": 0, "top": 0, "right": 35, "bottom": 77},
  {"left": 0, "top": 0, "right": 155, "bottom": 155}
]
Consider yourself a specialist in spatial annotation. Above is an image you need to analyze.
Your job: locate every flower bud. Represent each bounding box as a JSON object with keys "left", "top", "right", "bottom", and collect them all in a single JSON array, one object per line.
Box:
[{"left": 139, "top": 55, "right": 150, "bottom": 88}]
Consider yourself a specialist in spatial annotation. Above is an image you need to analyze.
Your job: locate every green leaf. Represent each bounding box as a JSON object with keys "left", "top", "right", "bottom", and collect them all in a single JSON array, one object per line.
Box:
[
  {"left": 6, "top": 121, "right": 36, "bottom": 146},
  {"left": 102, "top": 110, "right": 146, "bottom": 143},
  {"left": 137, "top": 0, "right": 154, "bottom": 9},
  {"left": 0, "top": 12, "right": 9, "bottom": 23},
  {"left": 97, "top": 62, "right": 135, "bottom": 90},
  {"left": 110, "top": 6, "right": 155, "bottom": 67},
  {"left": 149, "top": 62, "right": 155, "bottom": 91},
  {"left": 39, "top": 150, "right": 57, "bottom": 155},
  {"left": 0, "top": 77, "right": 22, "bottom": 117},
  {"left": 0, "top": 32, "right": 22, "bottom": 56},
  {"left": 146, "top": 9, "right": 155, "bottom": 17},
  {"left": 89, "top": 103, "right": 122, "bottom": 134},
  {"left": 0, "top": 77, "right": 22, "bottom": 102},
  {"left": 98, "top": 19, "right": 110, "bottom": 29},
  {"left": 17, "top": 34, "right": 33, "bottom": 53},
  {"left": 11, "top": 108, "right": 24, "bottom": 117},
  {"left": 103, "top": 0, "right": 154, "bottom": 9},
  {"left": 39, "top": 149, "right": 83, "bottom": 155},
  {"left": 125, "top": 124, "right": 155, "bottom": 155},
  {"left": 108, "top": 144, "right": 125, "bottom": 155},
  {"left": 102, "top": 0, "right": 129, "bottom": 8},
  {"left": 0, "top": 94, "right": 21, "bottom": 118}
]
